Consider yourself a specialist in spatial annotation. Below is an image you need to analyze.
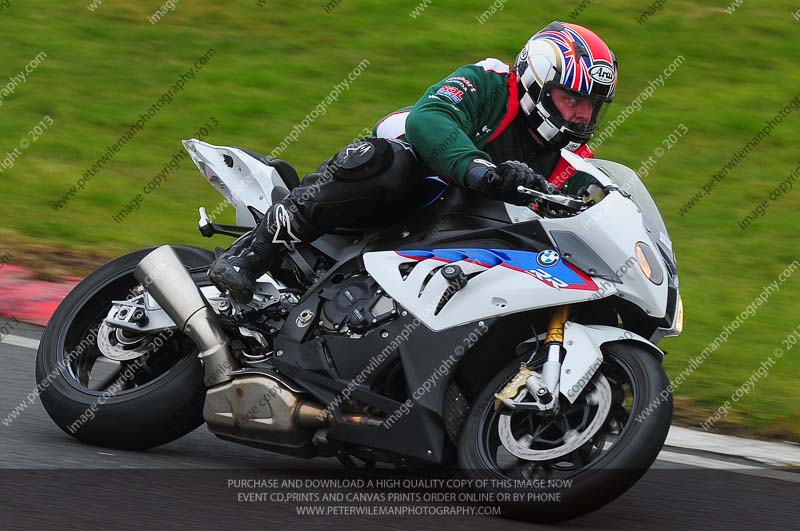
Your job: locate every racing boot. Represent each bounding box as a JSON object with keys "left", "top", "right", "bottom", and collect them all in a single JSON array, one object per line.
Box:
[
  {"left": 207, "top": 228, "right": 283, "bottom": 304},
  {"left": 207, "top": 197, "right": 310, "bottom": 303}
]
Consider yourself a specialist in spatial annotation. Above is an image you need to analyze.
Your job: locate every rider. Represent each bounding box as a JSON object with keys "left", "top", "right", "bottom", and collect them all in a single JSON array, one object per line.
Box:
[{"left": 208, "top": 21, "right": 618, "bottom": 303}]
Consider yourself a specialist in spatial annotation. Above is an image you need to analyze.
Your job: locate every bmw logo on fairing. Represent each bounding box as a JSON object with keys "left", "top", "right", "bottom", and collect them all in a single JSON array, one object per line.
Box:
[{"left": 537, "top": 250, "right": 560, "bottom": 267}]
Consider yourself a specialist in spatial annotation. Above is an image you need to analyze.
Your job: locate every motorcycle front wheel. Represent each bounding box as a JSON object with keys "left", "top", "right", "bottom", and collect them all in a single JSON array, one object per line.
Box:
[{"left": 457, "top": 342, "right": 672, "bottom": 522}]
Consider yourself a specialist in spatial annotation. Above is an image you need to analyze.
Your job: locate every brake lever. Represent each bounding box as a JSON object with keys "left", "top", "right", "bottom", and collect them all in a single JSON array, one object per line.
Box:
[{"left": 516, "top": 186, "right": 586, "bottom": 210}]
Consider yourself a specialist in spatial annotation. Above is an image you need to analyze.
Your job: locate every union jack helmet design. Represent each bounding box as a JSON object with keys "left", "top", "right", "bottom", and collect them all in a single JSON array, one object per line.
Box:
[{"left": 514, "top": 21, "right": 618, "bottom": 150}]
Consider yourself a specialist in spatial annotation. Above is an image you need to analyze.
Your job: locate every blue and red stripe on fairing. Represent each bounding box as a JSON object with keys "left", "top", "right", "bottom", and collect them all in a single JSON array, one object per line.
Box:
[{"left": 395, "top": 248, "right": 598, "bottom": 291}]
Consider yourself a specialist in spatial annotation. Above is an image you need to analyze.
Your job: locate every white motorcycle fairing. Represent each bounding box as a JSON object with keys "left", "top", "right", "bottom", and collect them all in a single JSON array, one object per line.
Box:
[
  {"left": 540, "top": 191, "right": 668, "bottom": 319},
  {"left": 560, "top": 322, "right": 663, "bottom": 403},
  {"left": 182, "top": 139, "right": 292, "bottom": 228},
  {"left": 364, "top": 150, "right": 671, "bottom": 332},
  {"left": 363, "top": 248, "right": 608, "bottom": 332}
]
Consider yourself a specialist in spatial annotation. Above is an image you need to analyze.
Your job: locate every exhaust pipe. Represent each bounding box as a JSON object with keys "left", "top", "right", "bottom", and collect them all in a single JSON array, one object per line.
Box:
[{"left": 134, "top": 245, "right": 237, "bottom": 386}]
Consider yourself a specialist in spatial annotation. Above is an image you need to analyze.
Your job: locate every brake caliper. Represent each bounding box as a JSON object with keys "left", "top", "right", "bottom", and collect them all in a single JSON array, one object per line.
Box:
[{"left": 494, "top": 364, "right": 533, "bottom": 411}]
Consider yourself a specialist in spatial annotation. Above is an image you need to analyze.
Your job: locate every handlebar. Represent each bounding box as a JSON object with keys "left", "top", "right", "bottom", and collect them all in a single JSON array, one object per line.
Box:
[{"left": 516, "top": 186, "right": 586, "bottom": 211}]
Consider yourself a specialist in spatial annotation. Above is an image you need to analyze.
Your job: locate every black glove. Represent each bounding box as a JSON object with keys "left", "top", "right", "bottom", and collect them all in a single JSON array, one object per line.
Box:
[{"left": 466, "top": 159, "right": 558, "bottom": 205}]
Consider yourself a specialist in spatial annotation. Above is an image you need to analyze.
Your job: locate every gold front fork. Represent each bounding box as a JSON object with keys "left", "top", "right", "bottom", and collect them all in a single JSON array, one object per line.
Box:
[
  {"left": 494, "top": 305, "right": 571, "bottom": 410},
  {"left": 545, "top": 305, "right": 570, "bottom": 345},
  {"left": 539, "top": 305, "right": 570, "bottom": 402}
]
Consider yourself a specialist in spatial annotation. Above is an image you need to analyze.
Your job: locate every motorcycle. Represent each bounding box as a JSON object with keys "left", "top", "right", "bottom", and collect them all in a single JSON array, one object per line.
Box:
[{"left": 36, "top": 139, "right": 682, "bottom": 521}]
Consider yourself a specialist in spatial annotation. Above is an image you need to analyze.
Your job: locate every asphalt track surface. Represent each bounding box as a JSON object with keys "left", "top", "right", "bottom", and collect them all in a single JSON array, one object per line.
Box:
[{"left": 1, "top": 323, "right": 798, "bottom": 530}]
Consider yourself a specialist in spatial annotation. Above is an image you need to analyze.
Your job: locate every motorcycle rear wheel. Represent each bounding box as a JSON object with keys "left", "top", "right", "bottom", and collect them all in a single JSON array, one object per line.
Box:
[{"left": 36, "top": 246, "right": 214, "bottom": 450}]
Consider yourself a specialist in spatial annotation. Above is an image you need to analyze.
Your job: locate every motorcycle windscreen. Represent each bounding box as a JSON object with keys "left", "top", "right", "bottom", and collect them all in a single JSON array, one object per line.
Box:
[{"left": 585, "top": 159, "right": 675, "bottom": 265}]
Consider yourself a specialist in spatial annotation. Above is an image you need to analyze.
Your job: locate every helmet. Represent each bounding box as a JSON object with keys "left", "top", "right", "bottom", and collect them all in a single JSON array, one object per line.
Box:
[{"left": 514, "top": 21, "right": 618, "bottom": 150}]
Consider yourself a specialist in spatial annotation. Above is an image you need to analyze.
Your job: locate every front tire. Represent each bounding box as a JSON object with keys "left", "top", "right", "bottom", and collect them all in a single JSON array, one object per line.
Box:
[
  {"left": 36, "top": 246, "right": 214, "bottom": 450},
  {"left": 457, "top": 342, "right": 672, "bottom": 522}
]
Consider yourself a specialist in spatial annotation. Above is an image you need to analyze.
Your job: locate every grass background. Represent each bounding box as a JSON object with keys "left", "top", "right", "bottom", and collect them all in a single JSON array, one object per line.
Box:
[{"left": 1, "top": 0, "right": 799, "bottom": 439}]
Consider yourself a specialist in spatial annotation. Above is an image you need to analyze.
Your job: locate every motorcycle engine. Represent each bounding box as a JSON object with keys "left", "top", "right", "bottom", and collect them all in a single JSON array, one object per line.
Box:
[{"left": 317, "top": 274, "right": 396, "bottom": 335}]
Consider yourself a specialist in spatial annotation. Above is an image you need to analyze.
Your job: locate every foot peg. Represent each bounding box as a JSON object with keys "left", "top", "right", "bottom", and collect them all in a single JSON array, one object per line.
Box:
[{"left": 197, "top": 207, "right": 252, "bottom": 239}]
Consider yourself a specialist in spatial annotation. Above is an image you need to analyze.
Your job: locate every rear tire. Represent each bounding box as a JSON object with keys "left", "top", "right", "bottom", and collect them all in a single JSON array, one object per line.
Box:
[
  {"left": 457, "top": 342, "right": 672, "bottom": 522},
  {"left": 36, "top": 246, "right": 214, "bottom": 450}
]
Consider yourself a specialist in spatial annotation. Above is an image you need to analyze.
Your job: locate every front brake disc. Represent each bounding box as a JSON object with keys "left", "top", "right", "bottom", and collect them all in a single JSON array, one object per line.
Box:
[{"left": 497, "top": 372, "right": 612, "bottom": 461}]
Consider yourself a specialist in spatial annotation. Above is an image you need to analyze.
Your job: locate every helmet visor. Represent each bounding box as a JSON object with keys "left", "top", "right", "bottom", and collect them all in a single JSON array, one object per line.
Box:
[{"left": 540, "top": 82, "right": 612, "bottom": 140}]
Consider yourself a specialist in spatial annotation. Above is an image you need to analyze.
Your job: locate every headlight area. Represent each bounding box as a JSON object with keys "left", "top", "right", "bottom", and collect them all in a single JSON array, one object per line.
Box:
[
  {"left": 635, "top": 242, "right": 664, "bottom": 285},
  {"left": 649, "top": 291, "right": 683, "bottom": 342},
  {"left": 674, "top": 294, "right": 684, "bottom": 334},
  {"left": 635, "top": 240, "right": 680, "bottom": 342}
]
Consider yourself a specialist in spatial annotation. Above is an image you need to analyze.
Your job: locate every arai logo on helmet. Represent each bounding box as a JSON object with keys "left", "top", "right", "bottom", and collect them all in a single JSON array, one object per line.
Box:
[{"left": 588, "top": 64, "right": 614, "bottom": 85}]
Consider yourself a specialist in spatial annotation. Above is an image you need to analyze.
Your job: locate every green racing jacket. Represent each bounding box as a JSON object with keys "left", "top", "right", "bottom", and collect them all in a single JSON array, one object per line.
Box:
[{"left": 372, "top": 58, "right": 595, "bottom": 195}]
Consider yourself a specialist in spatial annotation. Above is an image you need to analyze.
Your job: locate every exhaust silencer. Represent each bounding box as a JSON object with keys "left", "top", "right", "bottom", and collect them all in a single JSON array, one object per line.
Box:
[{"left": 134, "top": 245, "right": 237, "bottom": 386}]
